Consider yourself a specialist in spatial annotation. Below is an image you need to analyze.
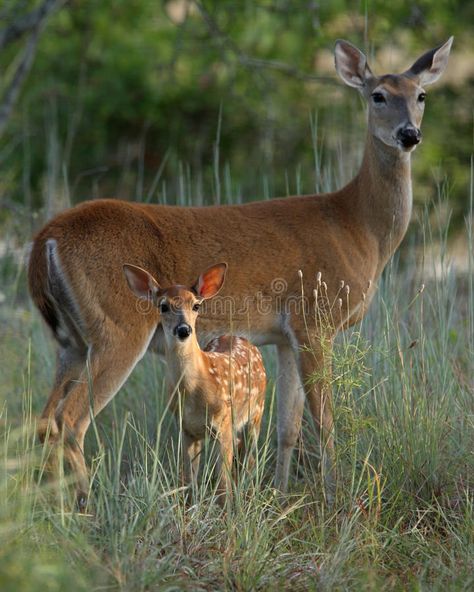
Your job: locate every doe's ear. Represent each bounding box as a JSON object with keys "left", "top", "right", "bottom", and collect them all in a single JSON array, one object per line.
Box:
[
  {"left": 405, "top": 37, "right": 453, "bottom": 86},
  {"left": 334, "top": 39, "right": 373, "bottom": 89},
  {"left": 192, "top": 262, "right": 227, "bottom": 300},
  {"left": 123, "top": 264, "right": 161, "bottom": 300}
]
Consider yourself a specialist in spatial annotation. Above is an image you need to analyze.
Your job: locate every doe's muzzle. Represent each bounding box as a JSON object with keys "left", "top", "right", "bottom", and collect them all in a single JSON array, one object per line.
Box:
[{"left": 397, "top": 126, "right": 421, "bottom": 148}]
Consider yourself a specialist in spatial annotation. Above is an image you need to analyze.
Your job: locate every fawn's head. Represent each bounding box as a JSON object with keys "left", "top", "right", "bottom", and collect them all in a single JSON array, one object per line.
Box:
[
  {"left": 123, "top": 262, "right": 227, "bottom": 345},
  {"left": 335, "top": 37, "right": 453, "bottom": 152}
]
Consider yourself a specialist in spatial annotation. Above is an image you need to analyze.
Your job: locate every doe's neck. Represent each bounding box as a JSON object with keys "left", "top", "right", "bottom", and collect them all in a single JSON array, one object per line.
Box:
[{"left": 355, "top": 133, "right": 413, "bottom": 265}]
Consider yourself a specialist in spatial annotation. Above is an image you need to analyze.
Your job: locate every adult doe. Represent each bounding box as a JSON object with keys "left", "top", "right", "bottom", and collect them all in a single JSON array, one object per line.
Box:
[
  {"left": 123, "top": 261, "right": 266, "bottom": 502},
  {"left": 29, "top": 37, "right": 453, "bottom": 508}
]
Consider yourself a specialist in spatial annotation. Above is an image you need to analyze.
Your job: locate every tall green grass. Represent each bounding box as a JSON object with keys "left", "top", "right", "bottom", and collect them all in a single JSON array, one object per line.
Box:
[{"left": 0, "top": 156, "right": 473, "bottom": 590}]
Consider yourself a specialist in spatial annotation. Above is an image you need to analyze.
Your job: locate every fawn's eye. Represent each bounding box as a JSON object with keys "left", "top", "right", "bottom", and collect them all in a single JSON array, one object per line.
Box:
[
  {"left": 371, "top": 92, "right": 386, "bottom": 104},
  {"left": 418, "top": 92, "right": 426, "bottom": 103},
  {"left": 192, "top": 302, "right": 200, "bottom": 312},
  {"left": 159, "top": 302, "right": 169, "bottom": 313}
]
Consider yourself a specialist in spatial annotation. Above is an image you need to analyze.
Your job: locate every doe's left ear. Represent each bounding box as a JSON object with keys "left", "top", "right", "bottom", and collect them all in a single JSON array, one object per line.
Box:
[
  {"left": 405, "top": 37, "right": 453, "bottom": 86},
  {"left": 192, "top": 262, "right": 227, "bottom": 299}
]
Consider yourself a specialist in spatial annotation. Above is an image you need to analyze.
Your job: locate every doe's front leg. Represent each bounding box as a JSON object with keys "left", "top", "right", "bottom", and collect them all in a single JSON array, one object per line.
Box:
[{"left": 295, "top": 334, "right": 336, "bottom": 506}]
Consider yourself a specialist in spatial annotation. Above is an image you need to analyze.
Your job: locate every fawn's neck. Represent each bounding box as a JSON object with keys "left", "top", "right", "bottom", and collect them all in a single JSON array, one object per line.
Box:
[
  {"left": 354, "top": 133, "right": 413, "bottom": 268},
  {"left": 164, "top": 334, "right": 207, "bottom": 393}
]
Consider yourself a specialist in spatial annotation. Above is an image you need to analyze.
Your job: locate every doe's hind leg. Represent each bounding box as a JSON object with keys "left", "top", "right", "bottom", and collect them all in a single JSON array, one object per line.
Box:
[
  {"left": 38, "top": 344, "right": 86, "bottom": 442},
  {"left": 37, "top": 344, "right": 87, "bottom": 490},
  {"left": 52, "top": 325, "right": 154, "bottom": 510}
]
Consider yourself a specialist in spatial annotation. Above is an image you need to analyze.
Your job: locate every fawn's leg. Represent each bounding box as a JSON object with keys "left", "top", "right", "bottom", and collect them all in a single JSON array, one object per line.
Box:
[
  {"left": 242, "top": 395, "right": 265, "bottom": 471},
  {"left": 216, "top": 423, "right": 234, "bottom": 505},
  {"left": 181, "top": 431, "right": 201, "bottom": 489},
  {"left": 190, "top": 440, "right": 202, "bottom": 482},
  {"left": 274, "top": 343, "right": 305, "bottom": 493}
]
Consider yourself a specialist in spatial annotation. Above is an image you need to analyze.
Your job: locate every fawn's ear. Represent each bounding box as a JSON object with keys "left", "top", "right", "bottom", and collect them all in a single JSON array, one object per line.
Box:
[
  {"left": 123, "top": 264, "right": 161, "bottom": 300},
  {"left": 192, "top": 263, "right": 227, "bottom": 299},
  {"left": 404, "top": 37, "right": 453, "bottom": 86},
  {"left": 334, "top": 39, "right": 373, "bottom": 89}
]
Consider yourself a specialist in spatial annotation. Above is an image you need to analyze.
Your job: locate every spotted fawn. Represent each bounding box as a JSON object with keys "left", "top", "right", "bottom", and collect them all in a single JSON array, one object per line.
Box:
[{"left": 123, "top": 262, "right": 266, "bottom": 501}]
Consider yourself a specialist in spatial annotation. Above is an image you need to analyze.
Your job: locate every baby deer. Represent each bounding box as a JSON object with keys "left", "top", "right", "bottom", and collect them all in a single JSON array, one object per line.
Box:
[{"left": 123, "top": 262, "right": 266, "bottom": 501}]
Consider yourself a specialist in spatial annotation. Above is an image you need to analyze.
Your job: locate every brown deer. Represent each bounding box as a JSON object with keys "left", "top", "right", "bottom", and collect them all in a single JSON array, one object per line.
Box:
[
  {"left": 29, "top": 37, "right": 453, "bottom": 509},
  {"left": 123, "top": 261, "right": 266, "bottom": 502}
]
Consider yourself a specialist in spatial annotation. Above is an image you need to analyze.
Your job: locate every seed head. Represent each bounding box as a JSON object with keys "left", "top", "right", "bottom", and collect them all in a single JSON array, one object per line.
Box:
[
  {"left": 345, "top": 285, "right": 350, "bottom": 295},
  {"left": 340, "top": 280, "right": 345, "bottom": 289},
  {"left": 337, "top": 298, "right": 342, "bottom": 308},
  {"left": 298, "top": 269, "right": 303, "bottom": 279},
  {"left": 316, "top": 271, "right": 322, "bottom": 284}
]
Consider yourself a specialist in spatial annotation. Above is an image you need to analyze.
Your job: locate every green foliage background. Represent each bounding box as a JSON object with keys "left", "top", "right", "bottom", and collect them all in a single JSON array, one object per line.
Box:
[
  {"left": 0, "top": 0, "right": 474, "bottom": 234},
  {"left": 1, "top": 0, "right": 473, "bottom": 221}
]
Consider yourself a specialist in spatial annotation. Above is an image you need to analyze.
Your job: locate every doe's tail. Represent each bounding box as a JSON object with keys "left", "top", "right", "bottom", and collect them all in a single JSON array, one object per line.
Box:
[{"left": 28, "top": 236, "right": 87, "bottom": 352}]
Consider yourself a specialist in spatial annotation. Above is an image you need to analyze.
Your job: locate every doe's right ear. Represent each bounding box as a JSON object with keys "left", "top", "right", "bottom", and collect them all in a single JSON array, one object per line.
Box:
[
  {"left": 123, "top": 264, "right": 161, "bottom": 300},
  {"left": 334, "top": 39, "right": 373, "bottom": 89}
]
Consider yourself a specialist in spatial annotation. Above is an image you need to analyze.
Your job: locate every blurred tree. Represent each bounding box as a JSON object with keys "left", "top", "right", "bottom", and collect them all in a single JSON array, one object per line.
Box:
[{"left": 0, "top": 0, "right": 66, "bottom": 137}]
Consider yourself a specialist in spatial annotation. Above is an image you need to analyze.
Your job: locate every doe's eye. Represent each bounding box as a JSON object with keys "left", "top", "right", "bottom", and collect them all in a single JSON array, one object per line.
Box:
[
  {"left": 371, "top": 92, "right": 386, "bottom": 104},
  {"left": 192, "top": 302, "right": 200, "bottom": 312},
  {"left": 418, "top": 92, "right": 426, "bottom": 103},
  {"left": 160, "top": 302, "right": 169, "bottom": 313}
]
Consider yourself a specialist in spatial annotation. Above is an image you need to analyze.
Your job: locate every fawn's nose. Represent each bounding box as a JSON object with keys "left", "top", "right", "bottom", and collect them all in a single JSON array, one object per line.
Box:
[
  {"left": 174, "top": 323, "right": 192, "bottom": 341},
  {"left": 397, "top": 126, "right": 421, "bottom": 148}
]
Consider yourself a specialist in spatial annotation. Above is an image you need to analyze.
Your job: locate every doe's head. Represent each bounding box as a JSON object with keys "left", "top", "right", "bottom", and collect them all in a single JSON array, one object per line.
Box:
[
  {"left": 123, "top": 262, "right": 227, "bottom": 344},
  {"left": 334, "top": 37, "right": 453, "bottom": 152}
]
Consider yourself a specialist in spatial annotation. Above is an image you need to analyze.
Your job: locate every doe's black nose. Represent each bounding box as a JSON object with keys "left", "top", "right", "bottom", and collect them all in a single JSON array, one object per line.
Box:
[
  {"left": 175, "top": 323, "right": 192, "bottom": 340},
  {"left": 397, "top": 126, "right": 421, "bottom": 148}
]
